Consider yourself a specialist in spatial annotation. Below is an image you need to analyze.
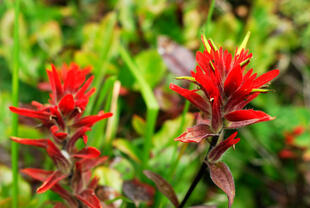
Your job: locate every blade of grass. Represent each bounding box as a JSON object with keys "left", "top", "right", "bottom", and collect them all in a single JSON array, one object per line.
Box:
[
  {"left": 92, "top": 76, "right": 117, "bottom": 115},
  {"left": 204, "top": 0, "right": 215, "bottom": 33},
  {"left": 11, "top": 0, "right": 21, "bottom": 207},
  {"left": 119, "top": 45, "right": 159, "bottom": 170},
  {"left": 89, "top": 78, "right": 116, "bottom": 148},
  {"left": 104, "top": 81, "right": 121, "bottom": 153},
  {"left": 85, "top": 12, "right": 117, "bottom": 116}
]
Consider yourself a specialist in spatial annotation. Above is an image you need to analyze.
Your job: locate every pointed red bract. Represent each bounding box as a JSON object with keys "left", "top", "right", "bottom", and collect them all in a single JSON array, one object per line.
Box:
[
  {"left": 175, "top": 124, "right": 216, "bottom": 143},
  {"left": 208, "top": 132, "right": 240, "bottom": 162},
  {"left": 73, "top": 147, "right": 101, "bottom": 159},
  {"left": 37, "top": 170, "right": 67, "bottom": 193}
]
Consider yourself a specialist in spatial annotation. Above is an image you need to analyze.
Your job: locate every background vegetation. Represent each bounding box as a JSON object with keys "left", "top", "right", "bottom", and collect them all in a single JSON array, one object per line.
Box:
[{"left": 1, "top": 0, "right": 310, "bottom": 207}]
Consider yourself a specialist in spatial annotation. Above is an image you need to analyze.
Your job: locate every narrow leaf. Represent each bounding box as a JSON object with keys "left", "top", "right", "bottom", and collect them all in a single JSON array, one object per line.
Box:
[
  {"left": 207, "top": 162, "right": 235, "bottom": 208},
  {"left": 143, "top": 170, "right": 179, "bottom": 207}
]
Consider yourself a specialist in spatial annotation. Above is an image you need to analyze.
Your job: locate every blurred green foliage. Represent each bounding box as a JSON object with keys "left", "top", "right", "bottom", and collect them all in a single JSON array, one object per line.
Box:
[{"left": 1, "top": 0, "right": 310, "bottom": 207}]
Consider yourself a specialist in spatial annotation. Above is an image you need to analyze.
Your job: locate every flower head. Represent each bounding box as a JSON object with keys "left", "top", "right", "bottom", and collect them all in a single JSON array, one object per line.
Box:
[
  {"left": 10, "top": 63, "right": 112, "bottom": 208},
  {"left": 170, "top": 37, "right": 279, "bottom": 143}
]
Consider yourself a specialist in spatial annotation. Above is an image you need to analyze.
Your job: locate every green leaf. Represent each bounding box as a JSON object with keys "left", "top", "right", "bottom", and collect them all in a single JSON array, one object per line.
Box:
[
  {"left": 113, "top": 139, "right": 142, "bottom": 163},
  {"left": 94, "top": 167, "right": 123, "bottom": 193},
  {"left": 134, "top": 49, "right": 166, "bottom": 89},
  {"left": 132, "top": 115, "right": 146, "bottom": 136}
]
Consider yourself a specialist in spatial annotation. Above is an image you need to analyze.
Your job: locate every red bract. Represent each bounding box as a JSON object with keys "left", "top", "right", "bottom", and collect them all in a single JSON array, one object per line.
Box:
[
  {"left": 208, "top": 132, "right": 240, "bottom": 162},
  {"left": 170, "top": 37, "right": 279, "bottom": 143},
  {"left": 10, "top": 63, "right": 112, "bottom": 208}
]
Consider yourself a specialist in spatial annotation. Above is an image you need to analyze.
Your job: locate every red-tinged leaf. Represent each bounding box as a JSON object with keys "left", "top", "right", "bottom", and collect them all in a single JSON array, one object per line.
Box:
[
  {"left": 157, "top": 36, "right": 195, "bottom": 76},
  {"left": 208, "top": 132, "right": 240, "bottom": 162},
  {"left": 37, "top": 170, "right": 67, "bottom": 193},
  {"left": 122, "top": 179, "right": 155, "bottom": 206},
  {"left": 175, "top": 124, "right": 216, "bottom": 143},
  {"left": 22, "top": 169, "right": 78, "bottom": 207},
  {"left": 73, "top": 111, "right": 113, "bottom": 128},
  {"left": 9, "top": 106, "right": 50, "bottom": 121},
  {"left": 10, "top": 137, "right": 48, "bottom": 148},
  {"left": 58, "top": 94, "right": 75, "bottom": 115},
  {"left": 143, "top": 170, "right": 179, "bottom": 207},
  {"left": 169, "top": 83, "right": 210, "bottom": 114},
  {"left": 253, "top": 69, "right": 279, "bottom": 88},
  {"left": 73, "top": 147, "right": 101, "bottom": 159},
  {"left": 207, "top": 162, "right": 235, "bottom": 208},
  {"left": 76, "top": 189, "right": 102, "bottom": 208}
]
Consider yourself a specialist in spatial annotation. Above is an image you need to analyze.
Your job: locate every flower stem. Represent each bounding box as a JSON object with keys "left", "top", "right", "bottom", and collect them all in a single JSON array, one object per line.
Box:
[
  {"left": 12, "top": 0, "right": 21, "bottom": 207},
  {"left": 178, "top": 135, "right": 219, "bottom": 208}
]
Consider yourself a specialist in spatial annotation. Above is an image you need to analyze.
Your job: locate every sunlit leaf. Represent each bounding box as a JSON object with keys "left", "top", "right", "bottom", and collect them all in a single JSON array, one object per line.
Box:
[
  {"left": 113, "top": 139, "right": 141, "bottom": 163},
  {"left": 132, "top": 115, "right": 146, "bottom": 136}
]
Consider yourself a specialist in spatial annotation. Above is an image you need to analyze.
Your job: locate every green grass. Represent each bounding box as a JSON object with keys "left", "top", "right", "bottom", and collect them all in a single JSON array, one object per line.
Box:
[
  {"left": 119, "top": 44, "right": 159, "bottom": 170},
  {"left": 11, "top": 0, "right": 21, "bottom": 207}
]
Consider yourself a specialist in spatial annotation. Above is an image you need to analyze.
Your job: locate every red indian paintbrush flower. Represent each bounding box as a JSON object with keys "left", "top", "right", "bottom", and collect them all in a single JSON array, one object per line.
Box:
[
  {"left": 170, "top": 37, "right": 279, "bottom": 143},
  {"left": 10, "top": 63, "right": 112, "bottom": 208}
]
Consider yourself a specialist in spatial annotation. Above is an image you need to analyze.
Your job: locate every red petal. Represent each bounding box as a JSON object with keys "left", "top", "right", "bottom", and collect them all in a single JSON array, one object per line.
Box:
[
  {"left": 208, "top": 132, "right": 240, "bottom": 162},
  {"left": 225, "top": 109, "right": 274, "bottom": 128},
  {"left": 225, "top": 109, "right": 271, "bottom": 121},
  {"left": 37, "top": 170, "right": 67, "bottom": 193},
  {"left": 76, "top": 156, "right": 108, "bottom": 172},
  {"left": 46, "top": 140, "right": 70, "bottom": 169},
  {"left": 67, "top": 127, "right": 91, "bottom": 152},
  {"left": 58, "top": 94, "right": 75, "bottom": 115},
  {"left": 50, "top": 125, "right": 68, "bottom": 140},
  {"left": 73, "top": 147, "right": 101, "bottom": 159},
  {"left": 224, "top": 65, "right": 242, "bottom": 96},
  {"left": 9, "top": 106, "right": 50, "bottom": 121},
  {"left": 211, "top": 97, "right": 222, "bottom": 132},
  {"left": 76, "top": 189, "right": 102, "bottom": 208},
  {"left": 73, "top": 111, "right": 113, "bottom": 128},
  {"left": 21, "top": 168, "right": 53, "bottom": 181},
  {"left": 75, "top": 75, "right": 94, "bottom": 99},
  {"left": 175, "top": 124, "right": 215, "bottom": 143},
  {"left": 11, "top": 137, "right": 47, "bottom": 148},
  {"left": 169, "top": 83, "right": 210, "bottom": 114},
  {"left": 253, "top": 69, "right": 279, "bottom": 88}
]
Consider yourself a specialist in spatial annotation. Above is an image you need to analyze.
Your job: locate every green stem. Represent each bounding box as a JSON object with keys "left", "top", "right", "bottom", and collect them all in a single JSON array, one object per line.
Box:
[
  {"left": 178, "top": 136, "right": 219, "bottom": 208},
  {"left": 12, "top": 0, "right": 21, "bottom": 207}
]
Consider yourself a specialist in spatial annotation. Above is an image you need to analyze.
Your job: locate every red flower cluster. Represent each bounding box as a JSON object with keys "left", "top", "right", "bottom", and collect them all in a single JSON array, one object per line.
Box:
[
  {"left": 279, "top": 126, "right": 306, "bottom": 160},
  {"left": 10, "top": 63, "right": 112, "bottom": 208},
  {"left": 170, "top": 37, "right": 279, "bottom": 143}
]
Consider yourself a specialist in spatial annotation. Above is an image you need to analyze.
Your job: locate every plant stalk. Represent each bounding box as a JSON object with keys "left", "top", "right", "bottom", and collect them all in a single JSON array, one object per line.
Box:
[{"left": 178, "top": 135, "right": 219, "bottom": 208}]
